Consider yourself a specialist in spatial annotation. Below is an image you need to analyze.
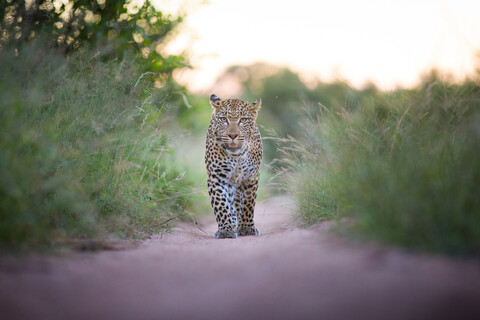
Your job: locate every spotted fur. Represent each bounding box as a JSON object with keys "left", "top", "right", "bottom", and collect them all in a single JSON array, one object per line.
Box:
[{"left": 205, "top": 94, "right": 263, "bottom": 238}]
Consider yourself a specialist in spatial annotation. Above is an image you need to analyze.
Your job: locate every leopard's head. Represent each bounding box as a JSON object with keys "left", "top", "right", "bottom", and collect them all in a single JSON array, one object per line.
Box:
[{"left": 209, "top": 94, "right": 261, "bottom": 153}]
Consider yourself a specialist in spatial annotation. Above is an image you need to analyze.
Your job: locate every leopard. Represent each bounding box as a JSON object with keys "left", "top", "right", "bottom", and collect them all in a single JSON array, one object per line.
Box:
[{"left": 205, "top": 94, "right": 263, "bottom": 239}]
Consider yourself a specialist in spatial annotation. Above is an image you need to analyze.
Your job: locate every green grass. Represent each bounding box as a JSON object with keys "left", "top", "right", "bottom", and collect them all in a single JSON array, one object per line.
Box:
[
  {"left": 281, "top": 78, "right": 480, "bottom": 256},
  {"left": 0, "top": 41, "right": 198, "bottom": 250}
]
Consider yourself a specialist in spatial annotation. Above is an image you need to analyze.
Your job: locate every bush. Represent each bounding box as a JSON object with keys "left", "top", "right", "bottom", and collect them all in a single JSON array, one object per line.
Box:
[
  {"left": 0, "top": 41, "right": 195, "bottom": 249},
  {"left": 282, "top": 79, "right": 480, "bottom": 256}
]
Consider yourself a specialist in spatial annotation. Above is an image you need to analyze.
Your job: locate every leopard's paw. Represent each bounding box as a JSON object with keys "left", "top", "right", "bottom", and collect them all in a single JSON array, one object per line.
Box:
[
  {"left": 214, "top": 230, "right": 238, "bottom": 239},
  {"left": 238, "top": 228, "right": 259, "bottom": 237}
]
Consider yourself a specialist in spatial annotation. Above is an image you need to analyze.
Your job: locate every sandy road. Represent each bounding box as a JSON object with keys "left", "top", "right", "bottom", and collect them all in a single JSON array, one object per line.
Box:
[{"left": 1, "top": 197, "right": 480, "bottom": 320}]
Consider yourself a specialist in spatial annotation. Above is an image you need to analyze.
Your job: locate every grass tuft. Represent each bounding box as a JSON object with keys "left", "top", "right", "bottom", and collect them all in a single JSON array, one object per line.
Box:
[
  {"left": 0, "top": 41, "right": 197, "bottom": 250},
  {"left": 280, "top": 79, "right": 480, "bottom": 256}
]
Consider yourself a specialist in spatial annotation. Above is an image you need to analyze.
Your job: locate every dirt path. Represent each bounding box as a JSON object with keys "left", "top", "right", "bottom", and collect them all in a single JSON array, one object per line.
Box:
[{"left": 1, "top": 197, "right": 480, "bottom": 320}]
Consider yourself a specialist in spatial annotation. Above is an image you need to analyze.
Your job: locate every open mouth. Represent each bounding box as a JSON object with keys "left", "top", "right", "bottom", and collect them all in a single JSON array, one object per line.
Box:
[{"left": 227, "top": 143, "right": 240, "bottom": 150}]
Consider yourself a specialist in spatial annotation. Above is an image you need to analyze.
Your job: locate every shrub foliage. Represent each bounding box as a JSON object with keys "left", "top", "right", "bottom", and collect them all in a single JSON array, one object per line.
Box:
[{"left": 280, "top": 77, "right": 480, "bottom": 256}]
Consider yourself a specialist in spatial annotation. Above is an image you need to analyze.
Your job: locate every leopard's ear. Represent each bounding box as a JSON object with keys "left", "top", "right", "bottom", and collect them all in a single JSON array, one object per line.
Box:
[
  {"left": 209, "top": 94, "right": 222, "bottom": 109},
  {"left": 249, "top": 98, "right": 262, "bottom": 112}
]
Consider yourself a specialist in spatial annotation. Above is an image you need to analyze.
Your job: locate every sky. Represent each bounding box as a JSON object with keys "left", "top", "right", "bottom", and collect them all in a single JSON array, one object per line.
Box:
[{"left": 157, "top": 0, "right": 480, "bottom": 92}]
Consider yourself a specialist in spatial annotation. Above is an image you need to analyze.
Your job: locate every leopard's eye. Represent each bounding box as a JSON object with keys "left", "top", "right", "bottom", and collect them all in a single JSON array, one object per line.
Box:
[
  {"left": 239, "top": 117, "right": 248, "bottom": 124},
  {"left": 219, "top": 117, "right": 228, "bottom": 123}
]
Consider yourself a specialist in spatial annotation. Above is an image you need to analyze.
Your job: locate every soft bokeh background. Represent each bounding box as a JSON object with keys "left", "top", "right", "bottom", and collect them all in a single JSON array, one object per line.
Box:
[{"left": 161, "top": 0, "right": 480, "bottom": 93}]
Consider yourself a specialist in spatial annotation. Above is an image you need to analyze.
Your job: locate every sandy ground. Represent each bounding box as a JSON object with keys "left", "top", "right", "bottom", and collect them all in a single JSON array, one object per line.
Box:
[{"left": 1, "top": 197, "right": 480, "bottom": 320}]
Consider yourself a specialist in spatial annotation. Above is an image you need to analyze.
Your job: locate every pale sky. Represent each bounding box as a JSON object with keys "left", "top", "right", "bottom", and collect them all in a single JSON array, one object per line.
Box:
[{"left": 157, "top": 0, "right": 480, "bottom": 92}]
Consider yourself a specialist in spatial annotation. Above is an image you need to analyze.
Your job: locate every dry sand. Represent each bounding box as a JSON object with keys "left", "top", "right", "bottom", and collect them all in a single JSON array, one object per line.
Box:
[{"left": 1, "top": 197, "right": 480, "bottom": 320}]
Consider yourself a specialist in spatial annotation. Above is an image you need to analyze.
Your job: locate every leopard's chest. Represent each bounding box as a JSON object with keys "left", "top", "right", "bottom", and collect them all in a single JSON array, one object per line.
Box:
[{"left": 215, "top": 154, "right": 255, "bottom": 186}]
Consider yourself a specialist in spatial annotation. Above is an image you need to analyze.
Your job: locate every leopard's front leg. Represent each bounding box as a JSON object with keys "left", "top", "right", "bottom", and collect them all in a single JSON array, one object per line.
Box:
[
  {"left": 207, "top": 177, "right": 238, "bottom": 238},
  {"left": 237, "top": 178, "right": 260, "bottom": 236}
]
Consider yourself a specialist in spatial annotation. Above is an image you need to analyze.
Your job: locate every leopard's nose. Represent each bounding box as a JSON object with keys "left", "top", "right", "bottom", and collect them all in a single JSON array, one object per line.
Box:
[{"left": 228, "top": 134, "right": 238, "bottom": 140}]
